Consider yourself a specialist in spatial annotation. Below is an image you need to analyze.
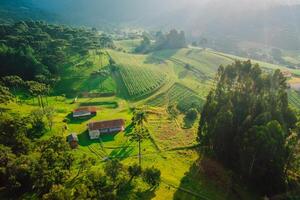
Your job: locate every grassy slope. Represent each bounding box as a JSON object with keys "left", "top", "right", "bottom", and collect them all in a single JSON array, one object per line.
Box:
[
  {"left": 115, "top": 39, "right": 142, "bottom": 53},
  {"left": 54, "top": 51, "right": 115, "bottom": 96},
  {"left": 4, "top": 96, "right": 241, "bottom": 200},
  {"left": 8, "top": 40, "right": 293, "bottom": 199}
]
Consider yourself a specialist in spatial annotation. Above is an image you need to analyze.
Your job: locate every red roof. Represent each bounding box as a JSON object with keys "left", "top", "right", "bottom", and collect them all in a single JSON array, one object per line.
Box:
[
  {"left": 74, "top": 106, "right": 97, "bottom": 113},
  {"left": 88, "top": 119, "right": 125, "bottom": 131}
]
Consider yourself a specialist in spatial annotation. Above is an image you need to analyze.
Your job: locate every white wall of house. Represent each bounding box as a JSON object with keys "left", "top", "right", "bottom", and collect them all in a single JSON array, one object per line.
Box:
[
  {"left": 89, "top": 130, "right": 100, "bottom": 139},
  {"left": 88, "top": 126, "right": 124, "bottom": 140},
  {"left": 100, "top": 128, "right": 109, "bottom": 133},
  {"left": 109, "top": 127, "right": 123, "bottom": 132},
  {"left": 73, "top": 111, "right": 91, "bottom": 118}
]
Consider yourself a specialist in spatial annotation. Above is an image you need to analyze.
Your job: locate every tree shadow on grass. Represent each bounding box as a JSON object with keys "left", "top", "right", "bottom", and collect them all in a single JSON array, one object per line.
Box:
[
  {"left": 117, "top": 182, "right": 157, "bottom": 200},
  {"left": 78, "top": 131, "right": 98, "bottom": 146},
  {"left": 78, "top": 131, "right": 118, "bottom": 146},
  {"left": 109, "top": 142, "right": 134, "bottom": 160},
  {"left": 124, "top": 123, "right": 134, "bottom": 136},
  {"left": 135, "top": 188, "right": 156, "bottom": 200},
  {"left": 112, "top": 71, "right": 130, "bottom": 100},
  {"left": 182, "top": 117, "right": 197, "bottom": 129},
  {"left": 173, "top": 159, "right": 214, "bottom": 200},
  {"left": 101, "top": 133, "right": 117, "bottom": 142},
  {"left": 79, "top": 101, "right": 118, "bottom": 108},
  {"left": 173, "top": 157, "right": 243, "bottom": 200}
]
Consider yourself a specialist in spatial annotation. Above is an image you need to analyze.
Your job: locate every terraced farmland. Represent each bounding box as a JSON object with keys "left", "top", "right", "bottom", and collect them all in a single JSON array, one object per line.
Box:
[
  {"left": 149, "top": 48, "right": 233, "bottom": 78},
  {"left": 288, "top": 90, "right": 300, "bottom": 109},
  {"left": 147, "top": 83, "right": 204, "bottom": 111},
  {"left": 118, "top": 65, "right": 168, "bottom": 99},
  {"left": 147, "top": 113, "right": 197, "bottom": 150}
]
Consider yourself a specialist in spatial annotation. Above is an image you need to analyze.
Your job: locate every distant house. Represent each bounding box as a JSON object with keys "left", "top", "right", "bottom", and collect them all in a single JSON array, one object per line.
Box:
[
  {"left": 67, "top": 133, "right": 79, "bottom": 148},
  {"left": 281, "top": 70, "right": 292, "bottom": 78},
  {"left": 73, "top": 107, "right": 97, "bottom": 118},
  {"left": 88, "top": 119, "right": 125, "bottom": 139}
]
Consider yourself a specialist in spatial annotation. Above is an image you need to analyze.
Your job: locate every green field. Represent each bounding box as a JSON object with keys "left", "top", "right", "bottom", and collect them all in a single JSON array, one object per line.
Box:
[
  {"left": 4, "top": 39, "right": 297, "bottom": 200},
  {"left": 117, "top": 65, "right": 167, "bottom": 99},
  {"left": 147, "top": 83, "right": 204, "bottom": 111},
  {"left": 288, "top": 90, "right": 300, "bottom": 109},
  {"left": 115, "top": 39, "right": 141, "bottom": 52},
  {"left": 54, "top": 50, "right": 114, "bottom": 96},
  {"left": 4, "top": 95, "right": 246, "bottom": 200},
  {"left": 53, "top": 40, "right": 300, "bottom": 112}
]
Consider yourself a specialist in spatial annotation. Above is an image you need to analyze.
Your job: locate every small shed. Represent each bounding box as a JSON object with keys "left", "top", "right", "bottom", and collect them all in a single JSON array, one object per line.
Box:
[
  {"left": 73, "top": 106, "right": 97, "bottom": 118},
  {"left": 67, "top": 133, "right": 79, "bottom": 148}
]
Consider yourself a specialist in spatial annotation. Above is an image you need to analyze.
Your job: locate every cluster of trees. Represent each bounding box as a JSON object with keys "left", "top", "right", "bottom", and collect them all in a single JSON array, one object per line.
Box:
[
  {"left": 0, "top": 107, "right": 67, "bottom": 198},
  {"left": 0, "top": 75, "right": 50, "bottom": 108},
  {"left": 198, "top": 60, "right": 300, "bottom": 196},
  {"left": 0, "top": 109, "right": 161, "bottom": 199},
  {"left": 135, "top": 35, "right": 151, "bottom": 54},
  {"left": 0, "top": 107, "right": 54, "bottom": 152},
  {"left": 154, "top": 30, "right": 186, "bottom": 50},
  {"left": 167, "top": 104, "right": 199, "bottom": 128},
  {"left": 42, "top": 158, "right": 160, "bottom": 199},
  {"left": 0, "top": 135, "right": 74, "bottom": 198},
  {"left": 0, "top": 91, "right": 160, "bottom": 199},
  {"left": 0, "top": 84, "right": 13, "bottom": 105},
  {"left": 135, "top": 29, "right": 186, "bottom": 53},
  {"left": 0, "top": 21, "right": 114, "bottom": 81},
  {"left": 191, "top": 38, "right": 208, "bottom": 49}
]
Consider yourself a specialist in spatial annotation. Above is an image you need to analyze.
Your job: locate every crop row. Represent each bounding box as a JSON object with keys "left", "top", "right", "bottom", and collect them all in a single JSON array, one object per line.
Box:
[
  {"left": 119, "top": 65, "right": 167, "bottom": 97},
  {"left": 148, "top": 83, "right": 203, "bottom": 110},
  {"left": 288, "top": 90, "right": 300, "bottom": 109}
]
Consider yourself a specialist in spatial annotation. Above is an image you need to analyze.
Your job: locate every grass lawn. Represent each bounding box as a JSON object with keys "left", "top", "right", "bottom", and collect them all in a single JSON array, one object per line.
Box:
[
  {"left": 2, "top": 95, "right": 256, "bottom": 199},
  {"left": 115, "top": 39, "right": 142, "bottom": 53},
  {"left": 3, "top": 43, "right": 283, "bottom": 199}
]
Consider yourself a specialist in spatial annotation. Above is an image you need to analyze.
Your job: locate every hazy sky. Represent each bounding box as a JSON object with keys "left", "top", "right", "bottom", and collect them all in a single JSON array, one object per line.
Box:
[
  {"left": 21, "top": 0, "right": 300, "bottom": 50},
  {"left": 33, "top": 0, "right": 300, "bottom": 17}
]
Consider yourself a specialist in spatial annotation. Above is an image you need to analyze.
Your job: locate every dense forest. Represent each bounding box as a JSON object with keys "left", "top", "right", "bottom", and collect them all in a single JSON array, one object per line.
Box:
[
  {"left": 0, "top": 107, "right": 161, "bottom": 199},
  {"left": 0, "top": 2, "right": 299, "bottom": 197},
  {"left": 135, "top": 29, "right": 186, "bottom": 53},
  {"left": 0, "top": 21, "right": 114, "bottom": 82},
  {"left": 199, "top": 61, "right": 300, "bottom": 196}
]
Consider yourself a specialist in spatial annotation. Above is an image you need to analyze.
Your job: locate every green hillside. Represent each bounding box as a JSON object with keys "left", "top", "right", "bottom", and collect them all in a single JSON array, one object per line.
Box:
[
  {"left": 117, "top": 65, "right": 167, "bottom": 99},
  {"left": 54, "top": 51, "right": 114, "bottom": 96},
  {"left": 1, "top": 31, "right": 299, "bottom": 200}
]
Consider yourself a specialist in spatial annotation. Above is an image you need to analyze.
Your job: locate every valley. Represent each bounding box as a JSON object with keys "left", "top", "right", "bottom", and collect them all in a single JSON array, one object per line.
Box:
[
  {"left": 2, "top": 35, "right": 299, "bottom": 199},
  {"left": 0, "top": 0, "right": 299, "bottom": 192}
]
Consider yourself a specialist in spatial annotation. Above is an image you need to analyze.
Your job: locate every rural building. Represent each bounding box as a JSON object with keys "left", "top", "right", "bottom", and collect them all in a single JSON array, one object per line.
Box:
[
  {"left": 281, "top": 70, "right": 292, "bottom": 78},
  {"left": 67, "top": 133, "right": 79, "bottom": 148},
  {"left": 73, "top": 106, "right": 97, "bottom": 118},
  {"left": 88, "top": 119, "right": 125, "bottom": 139}
]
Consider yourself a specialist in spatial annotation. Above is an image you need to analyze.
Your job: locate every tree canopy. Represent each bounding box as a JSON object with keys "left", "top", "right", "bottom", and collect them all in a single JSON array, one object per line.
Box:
[
  {"left": 0, "top": 21, "right": 115, "bottom": 81},
  {"left": 135, "top": 29, "right": 186, "bottom": 53},
  {"left": 198, "top": 60, "right": 299, "bottom": 195}
]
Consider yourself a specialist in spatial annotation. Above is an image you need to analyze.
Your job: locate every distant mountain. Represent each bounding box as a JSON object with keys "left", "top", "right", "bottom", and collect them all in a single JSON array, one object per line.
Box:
[
  {"left": 137, "top": 1, "right": 300, "bottom": 51},
  {"left": 1, "top": 0, "right": 300, "bottom": 50},
  {"left": 0, "top": 0, "right": 58, "bottom": 23}
]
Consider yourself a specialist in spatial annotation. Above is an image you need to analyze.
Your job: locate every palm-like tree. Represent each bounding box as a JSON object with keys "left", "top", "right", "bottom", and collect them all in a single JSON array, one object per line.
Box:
[
  {"left": 132, "top": 109, "right": 148, "bottom": 127},
  {"left": 129, "top": 126, "right": 148, "bottom": 166}
]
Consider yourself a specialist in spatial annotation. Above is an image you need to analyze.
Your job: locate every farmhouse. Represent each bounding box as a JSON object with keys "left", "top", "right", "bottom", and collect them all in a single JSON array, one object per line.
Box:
[
  {"left": 73, "top": 106, "right": 97, "bottom": 118},
  {"left": 67, "top": 133, "right": 79, "bottom": 148},
  {"left": 88, "top": 119, "right": 125, "bottom": 139},
  {"left": 281, "top": 70, "right": 292, "bottom": 78}
]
